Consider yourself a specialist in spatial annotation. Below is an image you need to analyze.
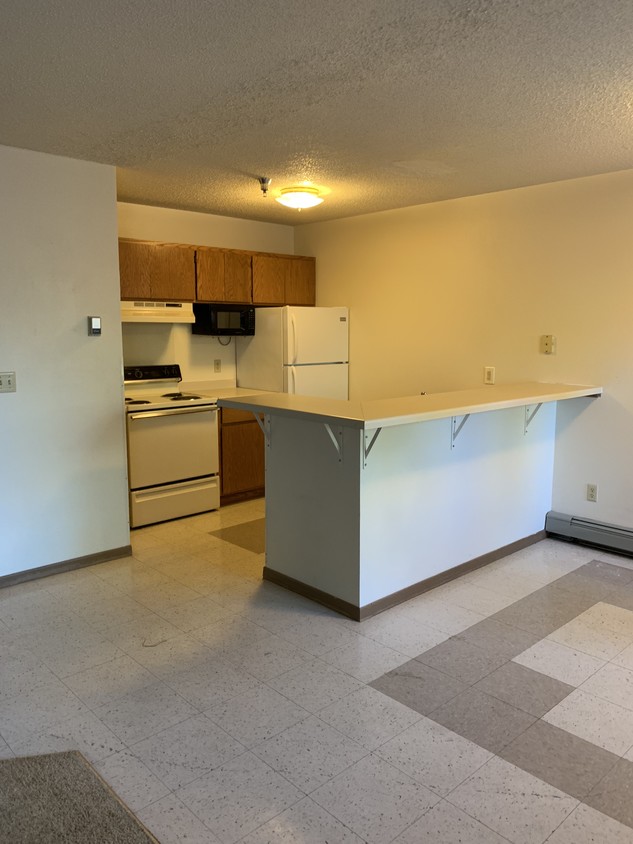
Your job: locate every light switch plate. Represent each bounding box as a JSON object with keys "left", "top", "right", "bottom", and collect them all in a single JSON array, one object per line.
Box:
[{"left": 0, "top": 371, "right": 16, "bottom": 392}]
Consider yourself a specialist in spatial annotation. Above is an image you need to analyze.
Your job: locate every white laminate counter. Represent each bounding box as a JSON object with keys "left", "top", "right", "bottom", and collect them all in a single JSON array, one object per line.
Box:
[{"left": 218, "top": 382, "right": 602, "bottom": 430}]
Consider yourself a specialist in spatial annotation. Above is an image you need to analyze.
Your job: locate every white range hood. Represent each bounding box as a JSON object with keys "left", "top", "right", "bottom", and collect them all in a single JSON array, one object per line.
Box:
[{"left": 121, "top": 301, "right": 195, "bottom": 324}]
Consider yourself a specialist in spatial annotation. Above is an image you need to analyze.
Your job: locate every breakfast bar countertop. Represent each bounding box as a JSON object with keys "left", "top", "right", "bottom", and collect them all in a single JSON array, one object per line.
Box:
[{"left": 218, "top": 381, "right": 602, "bottom": 431}]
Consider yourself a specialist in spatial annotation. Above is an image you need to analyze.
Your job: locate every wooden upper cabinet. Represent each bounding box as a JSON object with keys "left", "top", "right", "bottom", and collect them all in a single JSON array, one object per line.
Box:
[
  {"left": 285, "top": 257, "right": 316, "bottom": 306},
  {"left": 252, "top": 255, "right": 286, "bottom": 304},
  {"left": 196, "top": 248, "right": 252, "bottom": 303},
  {"left": 119, "top": 240, "right": 195, "bottom": 301}
]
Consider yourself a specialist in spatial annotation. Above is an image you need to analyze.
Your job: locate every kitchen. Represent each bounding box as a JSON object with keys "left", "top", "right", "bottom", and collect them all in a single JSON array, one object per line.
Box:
[{"left": 3, "top": 165, "right": 632, "bottom": 585}]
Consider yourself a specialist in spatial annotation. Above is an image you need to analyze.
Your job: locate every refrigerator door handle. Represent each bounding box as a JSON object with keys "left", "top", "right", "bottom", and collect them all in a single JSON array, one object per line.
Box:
[
  {"left": 290, "top": 366, "right": 296, "bottom": 393},
  {"left": 290, "top": 314, "right": 297, "bottom": 363}
]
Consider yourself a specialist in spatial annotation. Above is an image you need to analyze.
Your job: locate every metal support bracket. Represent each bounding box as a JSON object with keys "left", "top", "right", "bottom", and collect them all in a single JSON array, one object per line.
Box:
[
  {"left": 524, "top": 403, "right": 542, "bottom": 434},
  {"left": 324, "top": 423, "right": 344, "bottom": 462},
  {"left": 451, "top": 414, "right": 470, "bottom": 449},
  {"left": 253, "top": 412, "right": 271, "bottom": 448},
  {"left": 363, "top": 428, "right": 382, "bottom": 468}
]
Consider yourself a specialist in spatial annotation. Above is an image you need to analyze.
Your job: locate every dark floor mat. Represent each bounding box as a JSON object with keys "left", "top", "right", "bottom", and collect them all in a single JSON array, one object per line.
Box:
[{"left": 209, "top": 518, "right": 266, "bottom": 554}]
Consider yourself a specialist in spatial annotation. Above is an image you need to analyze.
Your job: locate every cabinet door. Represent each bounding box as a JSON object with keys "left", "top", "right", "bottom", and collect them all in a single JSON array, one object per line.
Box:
[
  {"left": 196, "top": 248, "right": 225, "bottom": 301},
  {"left": 119, "top": 240, "right": 195, "bottom": 301},
  {"left": 285, "top": 257, "right": 316, "bottom": 305},
  {"left": 150, "top": 244, "right": 195, "bottom": 301},
  {"left": 252, "top": 255, "right": 286, "bottom": 304},
  {"left": 220, "top": 413, "right": 265, "bottom": 497},
  {"left": 119, "top": 240, "right": 152, "bottom": 299},
  {"left": 224, "top": 251, "right": 252, "bottom": 302}
]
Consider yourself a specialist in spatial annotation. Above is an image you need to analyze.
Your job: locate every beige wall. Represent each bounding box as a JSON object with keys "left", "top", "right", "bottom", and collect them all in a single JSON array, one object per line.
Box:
[
  {"left": 0, "top": 146, "right": 129, "bottom": 576},
  {"left": 295, "top": 170, "right": 633, "bottom": 528}
]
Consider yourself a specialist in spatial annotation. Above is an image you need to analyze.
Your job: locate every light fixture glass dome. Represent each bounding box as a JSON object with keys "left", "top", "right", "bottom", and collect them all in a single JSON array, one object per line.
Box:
[{"left": 275, "top": 186, "right": 324, "bottom": 209}]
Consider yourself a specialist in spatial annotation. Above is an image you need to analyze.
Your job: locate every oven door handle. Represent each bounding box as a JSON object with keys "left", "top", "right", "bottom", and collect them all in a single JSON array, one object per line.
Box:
[{"left": 129, "top": 406, "right": 217, "bottom": 420}]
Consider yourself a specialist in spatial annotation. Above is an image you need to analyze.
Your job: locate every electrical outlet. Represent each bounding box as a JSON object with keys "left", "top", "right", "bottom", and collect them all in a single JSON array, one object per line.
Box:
[
  {"left": 586, "top": 483, "right": 598, "bottom": 502},
  {"left": 484, "top": 366, "right": 495, "bottom": 385},
  {"left": 0, "top": 371, "right": 16, "bottom": 393},
  {"left": 541, "top": 335, "right": 557, "bottom": 354},
  {"left": 214, "top": 359, "right": 221, "bottom": 373}
]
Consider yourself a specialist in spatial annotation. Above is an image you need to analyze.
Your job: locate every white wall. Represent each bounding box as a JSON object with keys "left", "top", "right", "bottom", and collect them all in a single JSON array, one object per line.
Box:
[
  {"left": 0, "top": 146, "right": 129, "bottom": 576},
  {"left": 295, "top": 170, "right": 633, "bottom": 529},
  {"left": 118, "top": 203, "right": 295, "bottom": 385}
]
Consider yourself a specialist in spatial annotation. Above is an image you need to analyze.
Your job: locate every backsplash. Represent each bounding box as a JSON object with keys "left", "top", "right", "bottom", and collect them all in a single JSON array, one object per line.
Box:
[{"left": 121, "top": 323, "right": 237, "bottom": 384}]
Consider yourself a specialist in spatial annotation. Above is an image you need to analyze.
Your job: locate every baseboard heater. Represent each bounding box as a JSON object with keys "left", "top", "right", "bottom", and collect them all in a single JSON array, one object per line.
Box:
[{"left": 546, "top": 511, "right": 633, "bottom": 557}]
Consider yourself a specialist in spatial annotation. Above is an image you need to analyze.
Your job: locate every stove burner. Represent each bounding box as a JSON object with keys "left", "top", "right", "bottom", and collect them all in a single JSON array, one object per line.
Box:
[
  {"left": 126, "top": 398, "right": 151, "bottom": 405},
  {"left": 162, "top": 392, "right": 202, "bottom": 401}
]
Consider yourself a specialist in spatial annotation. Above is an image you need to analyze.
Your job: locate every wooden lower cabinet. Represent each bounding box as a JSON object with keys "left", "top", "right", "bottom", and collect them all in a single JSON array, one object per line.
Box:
[{"left": 220, "top": 407, "right": 265, "bottom": 503}]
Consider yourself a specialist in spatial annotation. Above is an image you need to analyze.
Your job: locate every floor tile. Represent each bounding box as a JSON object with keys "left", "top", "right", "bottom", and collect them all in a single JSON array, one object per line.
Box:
[
  {"left": 415, "top": 637, "right": 510, "bottom": 685},
  {"left": 161, "top": 654, "right": 260, "bottom": 710},
  {"left": 436, "top": 582, "right": 516, "bottom": 616},
  {"left": 403, "top": 597, "right": 486, "bottom": 635},
  {"left": 94, "top": 748, "right": 171, "bottom": 812},
  {"left": 512, "top": 638, "right": 605, "bottom": 686},
  {"left": 10, "top": 709, "right": 126, "bottom": 764},
  {"left": 453, "top": 617, "right": 540, "bottom": 661},
  {"left": 252, "top": 714, "right": 368, "bottom": 793},
  {"left": 473, "top": 661, "right": 573, "bottom": 717},
  {"left": 176, "top": 752, "right": 305, "bottom": 844},
  {"left": 220, "top": 632, "right": 311, "bottom": 681},
  {"left": 359, "top": 608, "right": 449, "bottom": 658},
  {"left": 546, "top": 802, "right": 633, "bottom": 843},
  {"left": 577, "top": 559, "right": 633, "bottom": 586},
  {"left": 392, "top": 799, "right": 511, "bottom": 843},
  {"left": 317, "top": 686, "right": 421, "bottom": 750},
  {"left": 268, "top": 658, "right": 364, "bottom": 713},
  {"left": 614, "top": 643, "right": 633, "bottom": 671},
  {"left": 62, "top": 653, "right": 157, "bottom": 708},
  {"left": 205, "top": 683, "right": 310, "bottom": 747},
  {"left": 238, "top": 796, "right": 366, "bottom": 843},
  {"left": 490, "top": 585, "right": 595, "bottom": 637},
  {"left": 130, "top": 713, "right": 245, "bottom": 789},
  {"left": 137, "top": 794, "right": 222, "bottom": 844},
  {"left": 370, "top": 659, "right": 466, "bottom": 715},
  {"left": 319, "top": 635, "right": 408, "bottom": 683},
  {"left": 0, "top": 676, "right": 89, "bottom": 746},
  {"left": 585, "top": 757, "right": 633, "bottom": 828},
  {"left": 543, "top": 688, "right": 633, "bottom": 755},
  {"left": 498, "top": 719, "right": 620, "bottom": 800},
  {"left": 582, "top": 601, "right": 633, "bottom": 638},
  {"left": 277, "top": 613, "right": 364, "bottom": 657},
  {"left": 604, "top": 585, "right": 633, "bottom": 613},
  {"left": 375, "top": 716, "right": 492, "bottom": 797},
  {"left": 579, "top": 662, "right": 633, "bottom": 711},
  {"left": 547, "top": 611, "right": 633, "bottom": 661},
  {"left": 448, "top": 756, "right": 578, "bottom": 844},
  {"left": 551, "top": 570, "right": 618, "bottom": 602},
  {"left": 93, "top": 680, "right": 198, "bottom": 745},
  {"left": 310, "top": 754, "right": 438, "bottom": 844},
  {"left": 154, "top": 594, "right": 234, "bottom": 632},
  {"left": 429, "top": 687, "right": 536, "bottom": 754}
]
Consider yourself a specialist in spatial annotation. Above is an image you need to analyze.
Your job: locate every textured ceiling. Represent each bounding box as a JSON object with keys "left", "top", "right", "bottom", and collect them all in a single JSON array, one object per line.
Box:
[{"left": 1, "top": 0, "right": 632, "bottom": 224}]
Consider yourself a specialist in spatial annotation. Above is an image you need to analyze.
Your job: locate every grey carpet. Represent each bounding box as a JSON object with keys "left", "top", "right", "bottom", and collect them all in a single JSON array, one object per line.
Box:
[
  {"left": 0, "top": 751, "right": 160, "bottom": 844},
  {"left": 209, "top": 517, "right": 266, "bottom": 554}
]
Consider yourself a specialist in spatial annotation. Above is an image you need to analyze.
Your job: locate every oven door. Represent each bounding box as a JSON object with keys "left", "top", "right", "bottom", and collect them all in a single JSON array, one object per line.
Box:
[{"left": 127, "top": 405, "right": 219, "bottom": 489}]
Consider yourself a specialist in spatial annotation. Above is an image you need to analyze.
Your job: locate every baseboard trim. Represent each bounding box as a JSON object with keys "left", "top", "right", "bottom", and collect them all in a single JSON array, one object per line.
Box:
[
  {"left": 264, "top": 530, "right": 546, "bottom": 621},
  {"left": 0, "top": 545, "right": 133, "bottom": 590}
]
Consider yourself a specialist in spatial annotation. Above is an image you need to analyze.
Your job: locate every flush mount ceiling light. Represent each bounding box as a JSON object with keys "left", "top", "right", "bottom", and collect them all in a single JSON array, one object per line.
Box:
[{"left": 275, "top": 186, "right": 324, "bottom": 210}]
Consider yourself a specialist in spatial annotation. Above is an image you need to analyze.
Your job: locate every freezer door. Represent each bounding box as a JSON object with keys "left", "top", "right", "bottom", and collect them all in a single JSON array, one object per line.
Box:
[
  {"left": 284, "top": 363, "right": 349, "bottom": 399},
  {"left": 284, "top": 307, "right": 349, "bottom": 365}
]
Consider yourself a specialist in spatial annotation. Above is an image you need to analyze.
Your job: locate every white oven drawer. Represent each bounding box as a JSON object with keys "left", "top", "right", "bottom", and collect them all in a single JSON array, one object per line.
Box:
[
  {"left": 130, "top": 475, "right": 220, "bottom": 528},
  {"left": 127, "top": 405, "right": 219, "bottom": 489}
]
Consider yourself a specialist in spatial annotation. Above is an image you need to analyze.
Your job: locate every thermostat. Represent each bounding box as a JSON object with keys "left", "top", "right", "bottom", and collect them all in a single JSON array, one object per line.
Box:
[{"left": 88, "top": 316, "right": 102, "bottom": 336}]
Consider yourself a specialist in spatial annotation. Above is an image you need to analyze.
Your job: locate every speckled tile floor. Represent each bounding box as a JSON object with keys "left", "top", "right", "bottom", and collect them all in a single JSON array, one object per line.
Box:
[{"left": 2, "top": 500, "right": 633, "bottom": 843}]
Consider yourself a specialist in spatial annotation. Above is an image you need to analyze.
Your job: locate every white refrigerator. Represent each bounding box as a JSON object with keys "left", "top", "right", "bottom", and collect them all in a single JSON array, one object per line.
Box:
[{"left": 236, "top": 306, "right": 349, "bottom": 399}]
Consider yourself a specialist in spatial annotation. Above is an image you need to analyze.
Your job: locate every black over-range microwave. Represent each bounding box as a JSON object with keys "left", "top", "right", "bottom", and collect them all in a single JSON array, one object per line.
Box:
[{"left": 191, "top": 304, "right": 256, "bottom": 336}]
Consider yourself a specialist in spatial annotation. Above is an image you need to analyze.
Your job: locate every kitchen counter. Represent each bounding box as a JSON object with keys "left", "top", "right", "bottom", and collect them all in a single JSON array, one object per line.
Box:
[
  {"left": 218, "top": 382, "right": 602, "bottom": 429},
  {"left": 218, "top": 382, "right": 602, "bottom": 620}
]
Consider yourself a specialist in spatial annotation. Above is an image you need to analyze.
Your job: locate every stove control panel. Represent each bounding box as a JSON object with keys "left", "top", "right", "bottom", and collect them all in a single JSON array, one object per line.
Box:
[{"left": 124, "top": 364, "right": 182, "bottom": 383}]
